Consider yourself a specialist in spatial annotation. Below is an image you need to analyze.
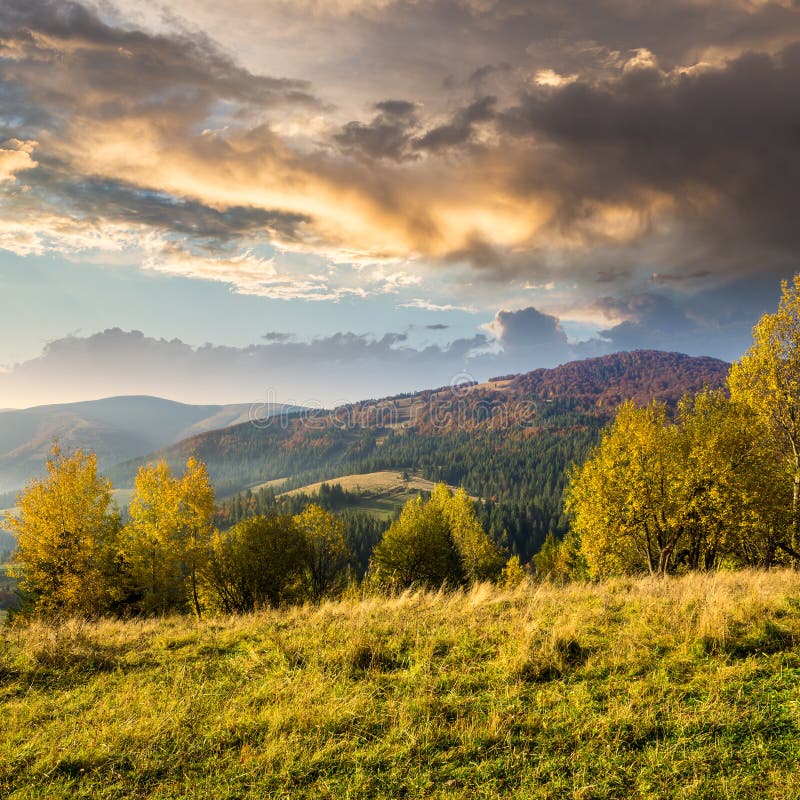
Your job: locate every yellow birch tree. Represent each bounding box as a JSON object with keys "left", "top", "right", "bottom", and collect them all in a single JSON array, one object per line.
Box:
[
  {"left": 126, "top": 458, "right": 214, "bottom": 615},
  {"left": 729, "top": 274, "right": 800, "bottom": 562},
  {"left": 7, "top": 446, "right": 123, "bottom": 618}
]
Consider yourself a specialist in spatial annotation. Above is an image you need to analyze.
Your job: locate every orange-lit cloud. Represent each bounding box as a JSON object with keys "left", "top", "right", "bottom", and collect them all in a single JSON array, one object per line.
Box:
[
  {"left": 0, "top": 140, "right": 37, "bottom": 183},
  {"left": 1, "top": 0, "right": 800, "bottom": 319}
]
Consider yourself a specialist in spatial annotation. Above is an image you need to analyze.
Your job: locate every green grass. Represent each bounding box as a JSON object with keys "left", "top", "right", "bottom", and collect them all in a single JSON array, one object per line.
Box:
[
  {"left": 278, "top": 471, "right": 441, "bottom": 497},
  {"left": 339, "top": 486, "right": 431, "bottom": 520},
  {"left": 2, "top": 571, "right": 800, "bottom": 799},
  {"left": 271, "top": 471, "right": 476, "bottom": 520},
  {"left": 287, "top": 472, "right": 456, "bottom": 520}
]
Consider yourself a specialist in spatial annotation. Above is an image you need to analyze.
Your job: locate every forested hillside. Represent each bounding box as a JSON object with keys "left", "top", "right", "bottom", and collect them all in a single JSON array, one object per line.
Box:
[{"left": 111, "top": 351, "right": 728, "bottom": 560}]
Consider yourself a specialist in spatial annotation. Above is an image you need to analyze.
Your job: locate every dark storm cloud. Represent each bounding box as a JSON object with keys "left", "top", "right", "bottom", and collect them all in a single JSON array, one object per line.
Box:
[
  {"left": 27, "top": 174, "right": 311, "bottom": 242},
  {"left": 334, "top": 102, "right": 420, "bottom": 162},
  {"left": 4, "top": 0, "right": 800, "bottom": 281},
  {"left": 396, "top": 0, "right": 800, "bottom": 74},
  {"left": 334, "top": 94, "right": 496, "bottom": 161},
  {"left": 374, "top": 100, "right": 417, "bottom": 117},
  {"left": 484, "top": 307, "right": 573, "bottom": 370},
  {"left": 0, "top": 0, "right": 320, "bottom": 256},
  {"left": 493, "top": 307, "right": 569, "bottom": 350},
  {"left": 467, "top": 63, "right": 512, "bottom": 87},
  {"left": 498, "top": 45, "right": 800, "bottom": 273},
  {"left": 597, "top": 294, "right": 694, "bottom": 350},
  {"left": 322, "top": 28, "right": 800, "bottom": 300},
  {"left": 0, "top": 0, "right": 319, "bottom": 113},
  {"left": 411, "top": 95, "right": 497, "bottom": 153},
  {"left": 590, "top": 277, "right": 781, "bottom": 361}
]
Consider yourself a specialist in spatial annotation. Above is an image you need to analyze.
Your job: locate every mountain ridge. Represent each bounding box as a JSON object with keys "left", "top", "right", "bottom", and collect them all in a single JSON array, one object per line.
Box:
[
  {"left": 0, "top": 396, "right": 295, "bottom": 496},
  {"left": 109, "top": 350, "right": 730, "bottom": 500}
]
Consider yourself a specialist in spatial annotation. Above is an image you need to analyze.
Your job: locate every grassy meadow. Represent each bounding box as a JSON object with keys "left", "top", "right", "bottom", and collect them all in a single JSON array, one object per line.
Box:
[
  {"left": 2, "top": 570, "right": 800, "bottom": 799},
  {"left": 280, "top": 471, "right": 441, "bottom": 520},
  {"left": 279, "top": 470, "right": 440, "bottom": 496},
  {"left": 244, "top": 470, "right": 470, "bottom": 521}
]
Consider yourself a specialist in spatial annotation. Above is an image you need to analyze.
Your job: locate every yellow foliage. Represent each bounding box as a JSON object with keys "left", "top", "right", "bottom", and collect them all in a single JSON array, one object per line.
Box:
[
  {"left": 125, "top": 458, "right": 214, "bottom": 616},
  {"left": 6, "top": 446, "right": 122, "bottom": 618},
  {"left": 567, "top": 389, "right": 792, "bottom": 578},
  {"left": 729, "top": 273, "right": 800, "bottom": 557},
  {"left": 293, "top": 504, "right": 351, "bottom": 600},
  {"left": 372, "top": 483, "right": 501, "bottom": 588},
  {"left": 498, "top": 554, "right": 527, "bottom": 589}
]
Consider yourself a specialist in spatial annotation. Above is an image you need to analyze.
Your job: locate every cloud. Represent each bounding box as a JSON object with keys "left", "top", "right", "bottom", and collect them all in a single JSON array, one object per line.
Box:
[
  {"left": 534, "top": 69, "right": 578, "bottom": 88},
  {"left": 490, "top": 307, "right": 569, "bottom": 348},
  {"left": 0, "top": 315, "right": 583, "bottom": 409},
  {"left": 262, "top": 332, "right": 295, "bottom": 343},
  {"left": 0, "top": 327, "right": 489, "bottom": 407},
  {"left": 0, "top": 280, "right": 773, "bottom": 407},
  {"left": 0, "top": 139, "right": 38, "bottom": 183},
  {"left": 140, "top": 240, "right": 361, "bottom": 301},
  {"left": 0, "top": 0, "right": 319, "bottom": 110},
  {"left": 0, "top": 0, "right": 797, "bottom": 355},
  {"left": 481, "top": 306, "right": 573, "bottom": 369},
  {"left": 574, "top": 277, "right": 776, "bottom": 362},
  {"left": 411, "top": 96, "right": 497, "bottom": 153},
  {"left": 495, "top": 45, "right": 800, "bottom": 283},
  {"left": 334, "top": 99, "right": 422, "bottom": 161},
  {"left": 399, "top": 299, "right": 478, "bottom": 313}
]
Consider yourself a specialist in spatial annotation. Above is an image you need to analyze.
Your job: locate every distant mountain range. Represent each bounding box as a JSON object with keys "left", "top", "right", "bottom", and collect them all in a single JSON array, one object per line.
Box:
[
  {"left": 109, "top": 350, "right": 730, "bottom": 500},
  {"left": 2, "top": 351, "right": 731, "bottom": 560},
  {"left": 0, "top": 396, "right": 294, "bottom": 497}
]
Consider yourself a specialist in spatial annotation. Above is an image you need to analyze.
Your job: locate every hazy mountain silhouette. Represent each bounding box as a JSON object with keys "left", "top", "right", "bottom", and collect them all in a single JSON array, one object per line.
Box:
[{"left": 0, "top": 396, "right": 294, "bottom": 495}]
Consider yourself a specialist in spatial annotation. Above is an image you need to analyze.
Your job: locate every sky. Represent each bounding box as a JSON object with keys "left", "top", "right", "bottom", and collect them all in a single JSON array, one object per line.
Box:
[{"left": 0, "top": 0, "right": 797, "bottom": 407}]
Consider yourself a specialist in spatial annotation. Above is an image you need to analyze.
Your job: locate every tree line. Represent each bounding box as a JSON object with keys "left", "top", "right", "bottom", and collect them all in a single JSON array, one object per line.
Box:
[
  {"left": 215, "top": 482, "right": 390, "bottom": 577},
  {"left": 9, "top": 272, "right": 800, "bottom": 615},
  {"left": 561, "top": 275, "right": 800, "bottom": 578},
  {"left": 5, "top": 450, "right": 514, "bottom": 620}
]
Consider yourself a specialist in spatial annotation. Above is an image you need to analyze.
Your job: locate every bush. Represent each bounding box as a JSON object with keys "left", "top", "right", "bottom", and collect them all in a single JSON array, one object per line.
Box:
[
  {"left": 371, "top": 484, "right": 501, "bottom": 589},
  {"left": 202, "top": 515, "right": 309, "bottom": 611}
]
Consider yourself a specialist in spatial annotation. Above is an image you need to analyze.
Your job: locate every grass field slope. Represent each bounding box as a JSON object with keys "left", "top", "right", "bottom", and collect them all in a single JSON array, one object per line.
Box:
[
  {"left": 271, "top": 470, "right": 468, "bottom": 519},
  {"left": 276, "top": 470, "right": 439, "bottom": 496},
  {"left": 2, "top": 570, "right": 800, "bottom": 799}
]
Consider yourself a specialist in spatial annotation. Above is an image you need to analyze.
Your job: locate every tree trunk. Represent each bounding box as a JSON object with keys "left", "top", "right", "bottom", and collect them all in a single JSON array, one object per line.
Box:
[
  {"left": 793, "top": 469, "right": 800, "bottom": 566},
  {"left": 657, "top": 547, "right": 669, "bottom": 576},
  {"left": 191, "top": 566, "right": 202, "bottom": 619},
  {"left": 657, "top": 536, "right": 677, "bottom": 576},
  {"left": 763, "top": 541, "right": 775, "bottom": 570}
]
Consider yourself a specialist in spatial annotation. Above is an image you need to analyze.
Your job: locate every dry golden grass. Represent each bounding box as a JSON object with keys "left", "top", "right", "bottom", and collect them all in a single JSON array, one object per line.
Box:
[
  {"left": 278, "top": 470, "right": 440, "bottom": 497},
  {"left": 2, "top": 570, "right": 800, "bottom": 798}
]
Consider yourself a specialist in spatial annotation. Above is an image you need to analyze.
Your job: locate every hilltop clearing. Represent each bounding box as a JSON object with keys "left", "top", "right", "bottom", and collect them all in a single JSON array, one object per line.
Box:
[{"left": 2, "top": 570, "right": 799, "bottom": 799}]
